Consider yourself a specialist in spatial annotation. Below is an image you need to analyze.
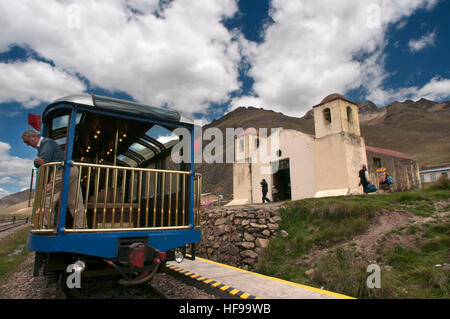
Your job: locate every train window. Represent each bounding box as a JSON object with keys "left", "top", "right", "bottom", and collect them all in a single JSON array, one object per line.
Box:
[
  {"left": 129, "top": 142, "right": 146, "bottom": 153},
  {"left": 117, "top": 154, "right": 138, "bottom": 167},
  {"left": 129, "top": 142, "right": 156, "bottom": 161},
  {"left": 52, "top": 113, "right": 82, "bottom": 130},
  {"left": 145, "top": 125, "right": 179, "bottom": 147}
]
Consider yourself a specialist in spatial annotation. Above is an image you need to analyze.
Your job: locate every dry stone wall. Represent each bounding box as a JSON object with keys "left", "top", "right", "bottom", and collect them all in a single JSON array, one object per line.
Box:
[{"left": 196, "top": 204, "right": 282, "bottom": 270}]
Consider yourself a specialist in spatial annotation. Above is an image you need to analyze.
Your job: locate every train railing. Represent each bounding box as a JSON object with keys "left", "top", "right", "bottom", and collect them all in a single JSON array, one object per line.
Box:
[{"left": 31, "top": 162, "right": 202, "bottom": 233}]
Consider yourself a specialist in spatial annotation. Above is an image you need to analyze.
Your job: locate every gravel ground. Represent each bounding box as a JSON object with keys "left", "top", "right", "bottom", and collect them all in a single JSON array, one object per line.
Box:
[{"left": 0, "top": 252, "right": 216, "bottom": 299}]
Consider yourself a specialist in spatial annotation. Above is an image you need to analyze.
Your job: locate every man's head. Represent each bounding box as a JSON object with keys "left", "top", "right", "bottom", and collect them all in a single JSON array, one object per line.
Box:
[
  {"left": 22, "top": 130, "right": 41, "bottom": 148},
  {"left": 362, "top": 164, "right": 367, "bottom": 170}
]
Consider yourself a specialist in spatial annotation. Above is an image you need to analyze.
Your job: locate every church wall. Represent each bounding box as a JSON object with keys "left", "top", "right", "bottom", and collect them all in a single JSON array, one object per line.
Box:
[
  {"left": 338, "top": 100, "right": 361, "bottom": 136},
  {"left": 343, "top": 133, "right": 368, "bottom": 194},
  {"left": 314, "top": 133, "right": 349, "bottom": 192},
  {"left": 232, "top": 163, "right": 252, "bottom": 202},
  {"left": 313, "top": 100, "right": 342, "bottom": 138},
  {"left": 249, "top": 129, "right": 316, "bottom": 202}
]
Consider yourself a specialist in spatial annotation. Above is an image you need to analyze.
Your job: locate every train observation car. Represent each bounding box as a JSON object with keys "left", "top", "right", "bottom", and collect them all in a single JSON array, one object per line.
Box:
[{"left": 27, "top": 94, "right": 202, "bottom": 285}]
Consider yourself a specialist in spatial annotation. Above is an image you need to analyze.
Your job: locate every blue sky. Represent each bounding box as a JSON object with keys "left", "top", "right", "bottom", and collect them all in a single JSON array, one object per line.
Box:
[{"left": 0, "top": 0, "right": 449, "bottom": 198}]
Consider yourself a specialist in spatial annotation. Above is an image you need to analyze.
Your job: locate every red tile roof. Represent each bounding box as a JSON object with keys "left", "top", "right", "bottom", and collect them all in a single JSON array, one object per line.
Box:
[
  {"left": 312, "top": 93, "right": 355, "bottom": 108},
  {"left": 366, "top": 145, "right": 413, "bottom": 160}
]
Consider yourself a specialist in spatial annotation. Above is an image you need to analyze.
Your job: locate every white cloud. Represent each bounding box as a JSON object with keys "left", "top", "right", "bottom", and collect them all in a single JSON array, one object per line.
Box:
[
  {"left": 230, "top": 95, "right": 264, "bottom": 112},
  {"left": 0, "top": 187, "right": 10, "bottom": 199},
  {"left": 408, "top": 30, "right": 437, "bottom": 52},
  {"left": 0, "top": 141, "right": 34, "bottom": 189},
  {"left": 0, "top": 0, "right": 241, "bottom": 115},
  {"left": 233, "top": 0, "right": 441, "bottom": 116},
  {"left": 0, "top": 0, "right": 445, "bottom": 119},
  {"left": 0, "top": 60, "right": 86, "bottom": 107},
  {"left": 367, "top": 76, "right": 450, "bottom": 105}
]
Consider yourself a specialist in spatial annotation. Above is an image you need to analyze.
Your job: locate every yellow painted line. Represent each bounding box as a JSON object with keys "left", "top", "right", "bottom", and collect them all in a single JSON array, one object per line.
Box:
[
  {"left": 167, "top": 261, "right": 258, "bottom": 299},
  {"left": 229, "top": 289, "right": 240, "bottom": 295},
  {"left": 240, "top": 292, "right": 250, "bottom": 299},
  {"left": 193, "top": 256, "right": 355, "bottom": 299}
]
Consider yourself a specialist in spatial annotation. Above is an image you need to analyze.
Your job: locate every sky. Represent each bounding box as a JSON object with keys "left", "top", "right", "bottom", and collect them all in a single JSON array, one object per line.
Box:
[{"left": 0, "top": 0, "right": 449, "bottom": 198}]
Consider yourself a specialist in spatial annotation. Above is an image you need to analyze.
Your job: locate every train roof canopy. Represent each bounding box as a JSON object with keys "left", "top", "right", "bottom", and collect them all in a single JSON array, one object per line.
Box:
[{"left": 45, "top": 94, "right": 194, "bottom": 125}]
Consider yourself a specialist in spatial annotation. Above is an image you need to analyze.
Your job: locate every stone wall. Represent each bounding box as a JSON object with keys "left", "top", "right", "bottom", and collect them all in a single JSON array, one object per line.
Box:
[{"left": 196, "top": 204, "right": 282, "bottom": 270}]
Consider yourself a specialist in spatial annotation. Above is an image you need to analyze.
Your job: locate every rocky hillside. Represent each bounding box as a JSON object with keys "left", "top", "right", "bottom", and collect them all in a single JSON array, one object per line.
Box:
[
  {"left": 0, "top": 189, "right": 32, "bottom": 208},
  {"left": 196, "top": 98, "right": 450, "bottom": 196}
]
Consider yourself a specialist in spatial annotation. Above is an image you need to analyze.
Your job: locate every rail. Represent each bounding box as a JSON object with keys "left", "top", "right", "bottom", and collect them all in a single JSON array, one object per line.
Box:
[{"left": 31, "top": 162, "right": 202, "bottom": 233}]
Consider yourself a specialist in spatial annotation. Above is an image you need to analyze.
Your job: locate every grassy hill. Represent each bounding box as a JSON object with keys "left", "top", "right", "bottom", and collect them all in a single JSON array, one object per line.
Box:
[{"left": 256, "top": 177, "right": 450, "bottom": 298}]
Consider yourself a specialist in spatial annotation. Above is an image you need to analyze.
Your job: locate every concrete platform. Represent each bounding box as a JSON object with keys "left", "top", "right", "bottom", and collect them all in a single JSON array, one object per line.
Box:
[{"left": 167, "top": 256, "right": 354, "bottom": 299}]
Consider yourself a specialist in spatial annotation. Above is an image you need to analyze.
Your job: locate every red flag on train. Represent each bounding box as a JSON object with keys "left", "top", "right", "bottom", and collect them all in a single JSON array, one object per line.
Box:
[{"left": 28, "top": 114, "right": 41, "bottom": 131}]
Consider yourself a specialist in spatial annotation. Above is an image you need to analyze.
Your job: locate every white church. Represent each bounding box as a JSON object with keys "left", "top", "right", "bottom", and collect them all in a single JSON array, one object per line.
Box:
[{"left": 228, "top": 93, "right": 417, "bottom": 205}]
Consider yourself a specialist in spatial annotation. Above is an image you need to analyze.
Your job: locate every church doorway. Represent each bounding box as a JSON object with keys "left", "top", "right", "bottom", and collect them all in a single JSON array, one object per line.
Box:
[{"left": 272, "top": 158, "right": 291, "bottom": 201}]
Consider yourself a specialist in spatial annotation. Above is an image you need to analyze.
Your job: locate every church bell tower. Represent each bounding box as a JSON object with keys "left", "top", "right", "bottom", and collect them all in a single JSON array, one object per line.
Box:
[{"left": 313, "top": 94, "right": 368, "bottom": 196}]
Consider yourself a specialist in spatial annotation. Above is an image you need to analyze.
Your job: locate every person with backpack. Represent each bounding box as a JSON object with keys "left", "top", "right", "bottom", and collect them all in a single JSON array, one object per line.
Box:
[
  {"left": 359, "top": 164, "right": 376, "bottom": 193},
  {"left": 377, "top": 167, "right": 392, "bottom": 193}
]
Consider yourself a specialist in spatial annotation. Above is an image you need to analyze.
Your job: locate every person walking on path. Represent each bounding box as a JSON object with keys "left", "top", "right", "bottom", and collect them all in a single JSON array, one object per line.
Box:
[{"left": 260, "top": 179, "right": 271, "bottom": 203}]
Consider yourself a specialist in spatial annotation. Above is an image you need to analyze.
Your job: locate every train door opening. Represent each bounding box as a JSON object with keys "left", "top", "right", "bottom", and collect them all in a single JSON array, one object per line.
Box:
[{"left": 272, "top": 158, "right": 291, "bottom": 201}]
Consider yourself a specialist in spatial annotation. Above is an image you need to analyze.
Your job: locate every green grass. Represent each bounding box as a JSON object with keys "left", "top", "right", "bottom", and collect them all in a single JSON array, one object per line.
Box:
[
  {"left": 255, "top": 184, "right": 450, "bottom": 299},
  {"left": 0, "top": 226, "right": 32, "bottom": 290},
  {"left": 384, "top": 223, "right": 450, "bottom": 298}
]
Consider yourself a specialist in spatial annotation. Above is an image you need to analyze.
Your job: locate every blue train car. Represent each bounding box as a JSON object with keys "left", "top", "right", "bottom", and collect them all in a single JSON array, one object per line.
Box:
[{"left": 27, "top": 94, "right": 202, "bottom": 285}]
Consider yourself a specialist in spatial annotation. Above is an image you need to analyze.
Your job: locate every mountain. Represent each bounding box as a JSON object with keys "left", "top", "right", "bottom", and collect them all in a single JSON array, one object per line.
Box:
[
  {"left": 0, "top": 189, "right": 33, "bottom": 208},
  {"left": 196, "top": 98, "right": 450, "bottom": 196}
]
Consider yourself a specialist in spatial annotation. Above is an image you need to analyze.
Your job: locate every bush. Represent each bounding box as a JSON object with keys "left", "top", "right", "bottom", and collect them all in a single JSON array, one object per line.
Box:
[{"left": 428, "top": 175, "right": 450, "bottom": 191}]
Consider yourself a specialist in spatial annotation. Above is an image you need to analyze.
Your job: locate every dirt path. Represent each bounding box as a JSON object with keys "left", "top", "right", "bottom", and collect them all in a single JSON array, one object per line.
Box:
[{"left": 298, "top": 200, "right": 450, "bottom": 265}]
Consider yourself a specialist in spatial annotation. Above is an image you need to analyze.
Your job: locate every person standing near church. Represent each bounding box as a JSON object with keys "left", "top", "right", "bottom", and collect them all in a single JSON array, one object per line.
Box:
[
  {"left": 260, "top": 179, "right": 271, "bottom": 203},
  {"left": 358, "top": 164, "right": 370, "bottom": 193},
  {"left": 22, "top": 129, "right": 85, "bottom": 229}
]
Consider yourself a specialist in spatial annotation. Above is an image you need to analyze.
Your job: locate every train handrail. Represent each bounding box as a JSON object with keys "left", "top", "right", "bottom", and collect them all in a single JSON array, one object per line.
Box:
[{"left": 30, "top": 161, "right": 202, "bottom": 233}]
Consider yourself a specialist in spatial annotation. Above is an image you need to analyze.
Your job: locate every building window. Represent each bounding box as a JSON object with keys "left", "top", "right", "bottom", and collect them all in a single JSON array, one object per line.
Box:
[
  {"left": 420, "top": 175, "right": 425, "bottom": 183},
  {"left": 430, "top": 173, "right": 437, "bottom": 182},
  {"left": 255, "top": 138, "right": 260, "bottom": 149},
  {"left": 442, "top": 172, "right": 448, "bottom": 179},
  {"left": 323, "top": 108, "right": 331, "bottom": 124},
  {"left": 373, "top": 157, "right": 382, "bottom": 168},
  {"left": 346, "top": 106, "right": 353, "bottom": 122}
]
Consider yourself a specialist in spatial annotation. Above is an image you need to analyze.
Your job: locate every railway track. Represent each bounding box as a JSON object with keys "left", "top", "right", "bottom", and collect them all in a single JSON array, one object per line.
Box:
[
  {"left": 32, "top": 262, "right": 215, "bottom": 299},
  {"left": 0, "top": 220, "right": 28, "bottom": 233},
  {"left": 60, "top": 274, "right": 169, "bottom": 299}
]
